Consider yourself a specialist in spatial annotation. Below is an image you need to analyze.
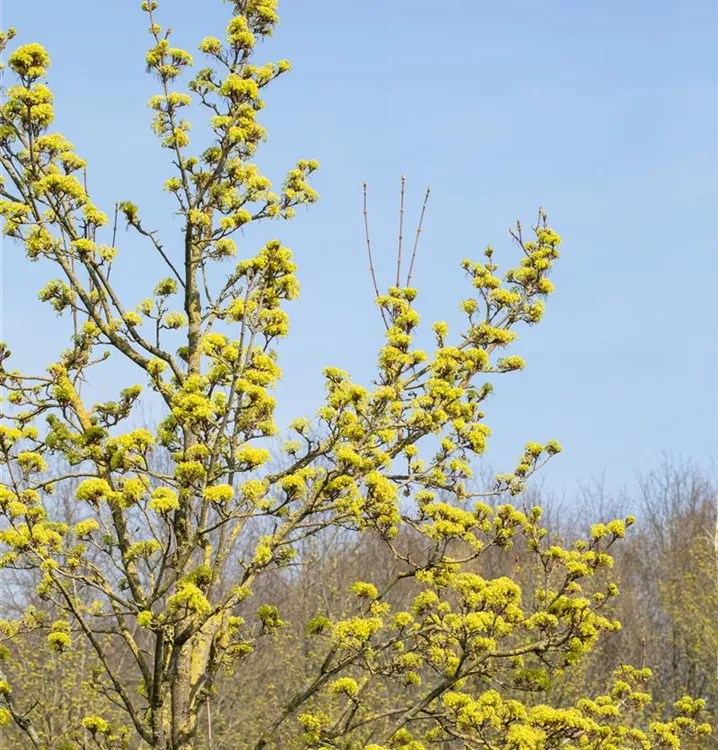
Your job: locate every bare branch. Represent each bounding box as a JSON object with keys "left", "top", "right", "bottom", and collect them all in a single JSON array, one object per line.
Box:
[
  {"left": 362, "top": 182, "right": 390, "bottom": 329},
  {"left": 396, "top": 174, "right": 405, "bottom": 287},
  {"left": 406, "top": 186, "right": 430, "bottom": 288}
]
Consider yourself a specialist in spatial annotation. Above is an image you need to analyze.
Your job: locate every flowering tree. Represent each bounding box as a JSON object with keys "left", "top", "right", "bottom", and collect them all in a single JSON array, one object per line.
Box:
[{"left": 0, "top": 2, "right": 712, "bottom": 749}]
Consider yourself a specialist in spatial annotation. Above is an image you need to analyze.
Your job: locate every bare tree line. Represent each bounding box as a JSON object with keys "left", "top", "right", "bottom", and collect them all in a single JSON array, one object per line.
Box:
[{"left": 2, "top": 458, "right": 715, "bottom": 749}]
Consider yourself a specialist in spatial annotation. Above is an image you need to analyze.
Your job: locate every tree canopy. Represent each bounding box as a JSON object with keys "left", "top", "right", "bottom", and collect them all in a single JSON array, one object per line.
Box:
[{"left": 0, "top": 2, "right": 713, "bottom": 749}]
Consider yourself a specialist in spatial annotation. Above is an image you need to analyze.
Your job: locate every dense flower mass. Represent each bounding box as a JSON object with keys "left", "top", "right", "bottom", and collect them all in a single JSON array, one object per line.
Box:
[{"left": 0, "top": 4, "right": 712, "bottom": 750}]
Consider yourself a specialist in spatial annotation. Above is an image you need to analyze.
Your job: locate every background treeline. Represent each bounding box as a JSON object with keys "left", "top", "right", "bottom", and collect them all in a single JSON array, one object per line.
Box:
[{"left": 1, "top": 459, "right": 716, "bottom": 749}]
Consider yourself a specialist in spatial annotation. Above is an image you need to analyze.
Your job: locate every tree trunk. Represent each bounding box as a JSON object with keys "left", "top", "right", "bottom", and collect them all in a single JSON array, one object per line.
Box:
[
  {"left": 169, "top": 622, "right": 219, "bottom": 750},
  {"left": 170, "top": 642, "right": 199, "bottom": 750}
]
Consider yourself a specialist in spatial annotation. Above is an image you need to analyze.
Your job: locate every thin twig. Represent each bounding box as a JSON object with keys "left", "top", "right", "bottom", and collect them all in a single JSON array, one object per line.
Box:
[
  {"left": 71, "top": 255, "right": 79, "bottom": 341},
  {"left": 112, "top": 202, "right": 119, "bottom": 249},
  {"left": 106, "top": 201, "right": 120, "bottom": 283},
  {"left": 396, "top": 175, "right": 405, "bottom": 287},
  {"left": 134, "top": 222, "right": 186, "bottom": 288},
  {"left": 406, "top": 186, "right": 430, "bottom": 287},
  {"left": 362, "top": 182, "right": 389, "bottom": 329}
]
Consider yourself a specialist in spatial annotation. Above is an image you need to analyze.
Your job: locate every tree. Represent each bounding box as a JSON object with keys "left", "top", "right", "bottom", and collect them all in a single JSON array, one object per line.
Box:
[{"left": 0, "top": 2, "right": 712, "bottom": 749}]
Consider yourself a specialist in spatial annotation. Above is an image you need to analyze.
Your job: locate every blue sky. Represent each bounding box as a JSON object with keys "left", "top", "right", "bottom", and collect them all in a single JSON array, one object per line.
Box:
[{"left": 2, "top": 0, "right": 716, "bottom": 497}]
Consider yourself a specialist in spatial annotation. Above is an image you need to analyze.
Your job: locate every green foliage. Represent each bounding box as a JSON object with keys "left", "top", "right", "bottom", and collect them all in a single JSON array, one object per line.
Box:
[{"left": 0, "top": 2, "right": 713, "bottom": 750}]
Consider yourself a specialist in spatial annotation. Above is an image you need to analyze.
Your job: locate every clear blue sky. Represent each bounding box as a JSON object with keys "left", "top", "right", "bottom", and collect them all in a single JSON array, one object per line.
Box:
[{"left": 2, "top": 0, "right": 716, "bottom": 496}]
